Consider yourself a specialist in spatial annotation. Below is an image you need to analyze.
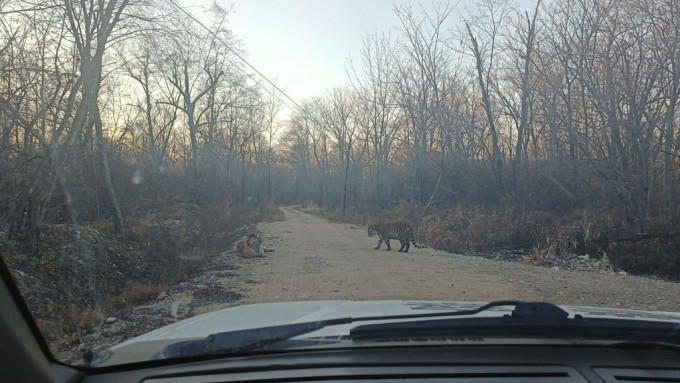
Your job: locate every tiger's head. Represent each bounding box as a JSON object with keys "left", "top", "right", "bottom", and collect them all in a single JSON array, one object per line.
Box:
[
  {"left": 246, "top": 233, "right": 262, "bottom": 248},
  {"left": 367, "top": 223, "right": 378, "bottom": 237}
]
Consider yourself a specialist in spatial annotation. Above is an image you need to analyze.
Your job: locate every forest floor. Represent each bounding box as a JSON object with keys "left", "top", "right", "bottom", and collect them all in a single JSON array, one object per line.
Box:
[{"left": 54, "top": 206, "right": 680, "bottom": 364}]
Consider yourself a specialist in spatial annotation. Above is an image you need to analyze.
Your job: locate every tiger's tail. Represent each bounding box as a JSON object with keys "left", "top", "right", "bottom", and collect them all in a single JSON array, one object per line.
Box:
[{"left": 409, "top": 231, "right": 427, "bottom": 249}]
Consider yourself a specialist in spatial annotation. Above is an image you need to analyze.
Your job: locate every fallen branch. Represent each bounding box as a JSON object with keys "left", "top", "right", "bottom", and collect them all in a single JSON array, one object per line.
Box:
[{"left": 615, "top": 231, "right": 680, "bottom": 243}]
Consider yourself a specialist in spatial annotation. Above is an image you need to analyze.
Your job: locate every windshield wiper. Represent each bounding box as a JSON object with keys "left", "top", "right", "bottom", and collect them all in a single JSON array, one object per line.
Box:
[
  {"left": 152, "top": 301, "right": 680, "bottom": 359},
  {"left": 350, "top": 302, "right": 680, "bottom": 344},
  {"left": 153, "top": 318, "right": 350, "bottom": 359},
  {"left": 154, "top": 300, "right": 523, "bottom": 358}
]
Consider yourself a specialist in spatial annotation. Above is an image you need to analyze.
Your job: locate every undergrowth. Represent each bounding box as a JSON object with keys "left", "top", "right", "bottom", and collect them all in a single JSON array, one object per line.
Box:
[{"left": 3, "top": 198, "right": 284, "bottom": 352}]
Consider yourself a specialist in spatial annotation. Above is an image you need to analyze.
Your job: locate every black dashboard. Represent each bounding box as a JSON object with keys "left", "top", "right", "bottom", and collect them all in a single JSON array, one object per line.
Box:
[{"left": 80, "top": 345, "right": 680, "bottom": 383}]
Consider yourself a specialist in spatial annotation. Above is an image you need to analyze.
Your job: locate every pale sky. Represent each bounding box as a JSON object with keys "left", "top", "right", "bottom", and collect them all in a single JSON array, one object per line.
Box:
[
  {"left": 223, "top": 0, "right": 410, "bottom": 103},
  {"left": 178, "top": 0, "right": 534, "bottom": 110},
  {"left": 178, "top": 0, "right": 461, "bottom": 108}
]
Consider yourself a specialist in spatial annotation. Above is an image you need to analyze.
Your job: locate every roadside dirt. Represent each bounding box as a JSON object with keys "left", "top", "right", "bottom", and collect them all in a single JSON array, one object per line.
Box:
[{"left": 61, "top": 206, "right": 680, "bottom": 363}]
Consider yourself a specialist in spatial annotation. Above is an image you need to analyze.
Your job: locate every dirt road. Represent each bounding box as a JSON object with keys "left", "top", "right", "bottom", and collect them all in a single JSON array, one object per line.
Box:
[{"left": 219, "top": 207, "right": 679, "bottom": 311}]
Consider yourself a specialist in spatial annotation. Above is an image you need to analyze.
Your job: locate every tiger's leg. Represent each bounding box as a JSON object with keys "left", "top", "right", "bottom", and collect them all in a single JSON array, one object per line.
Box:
[
  {"left": 374, "top": 237, "right": 383, "bottom": 250},
  {"left": 398, "top": 235, "right": 406, "bottom": 252},
  {"left": 403, "top": 240, "right": 410, "bottom": 253},
  {"left": 385, "top": 238, "right": 391, "bottom": 251}
]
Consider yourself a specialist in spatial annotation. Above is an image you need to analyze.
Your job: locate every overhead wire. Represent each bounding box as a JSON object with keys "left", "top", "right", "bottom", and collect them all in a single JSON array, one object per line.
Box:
[{"left": 166, "top": 0, "right": 304, "bottom": 115}]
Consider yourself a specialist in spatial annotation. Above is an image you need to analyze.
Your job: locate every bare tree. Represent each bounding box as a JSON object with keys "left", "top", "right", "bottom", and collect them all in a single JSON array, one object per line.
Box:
[
  {"left": 394, "top": 1, "right": 454, "bottom": 206},
  {"left": 645, "top": 0, "right": 680, "bottom": 200},
  {"left": 161, "top": 12, "right": 226, "bottom": 204},
  {"left": 502, "top": 0, "right": 541, "bottom": 165},
  {"left": 61, "top": 0, "right": 140, "bottom": 233},
  {"left": 122, "top": 39, "right": 179, "bottom": 198},
  {"left": 348, "top": 32, "right": 399, "bottom": 207},
  {"left": 327, "top": 87, "right": 358, "bottom": 213},
  {"left": 0, "top": 3, "right": 83, "bottom": 249},
  {"left": 262, "top": 85, "right": 282, "bottom": 204},
  {"left": 463, "top": 0, "right": 511, "bottom": 191}
]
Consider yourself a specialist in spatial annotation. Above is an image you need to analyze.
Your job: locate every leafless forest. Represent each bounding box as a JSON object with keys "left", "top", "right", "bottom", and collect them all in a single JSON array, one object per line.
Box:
[{"left": 2, "top": 0, "right": 680, "bottom": 278}]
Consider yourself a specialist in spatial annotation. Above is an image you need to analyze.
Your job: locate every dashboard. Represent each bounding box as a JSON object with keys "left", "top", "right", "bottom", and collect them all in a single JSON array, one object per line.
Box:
[{"left": 80, "top": 345, "right": 680, "bottom": 383}]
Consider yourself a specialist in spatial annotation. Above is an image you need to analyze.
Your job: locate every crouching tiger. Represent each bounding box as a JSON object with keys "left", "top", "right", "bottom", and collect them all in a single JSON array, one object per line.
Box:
[
  {"left": 237, "top": 233, "right": 275, "bottom": 256},
  {"left": 367, "top": 221, "right": 426, "bottom": 252}
]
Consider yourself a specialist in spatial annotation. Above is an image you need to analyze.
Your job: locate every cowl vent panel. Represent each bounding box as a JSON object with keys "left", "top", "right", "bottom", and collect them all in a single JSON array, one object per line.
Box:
[{"left": 145, "top": 365, "right": 588, "bottom": 383}]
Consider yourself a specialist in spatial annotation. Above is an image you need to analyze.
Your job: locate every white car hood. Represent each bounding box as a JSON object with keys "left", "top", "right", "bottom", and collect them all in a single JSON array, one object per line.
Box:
[{"left": 96, "top": 300, "right": 680, "bottom": 366}]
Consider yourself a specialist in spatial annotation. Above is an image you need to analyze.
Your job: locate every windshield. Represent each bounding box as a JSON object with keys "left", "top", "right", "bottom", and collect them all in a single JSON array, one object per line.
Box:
[{"left": 1, "top": 0, "right": 679, "bottom": 368}]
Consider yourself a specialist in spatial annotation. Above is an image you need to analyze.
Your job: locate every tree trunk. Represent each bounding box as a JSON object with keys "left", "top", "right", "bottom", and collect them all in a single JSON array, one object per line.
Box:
[
  {"left": 24, "top": 195, "right": 43, "bottom": 255},
  {"left": 466, "top": 23, "right": 503, "bottom": 189},
  {"left": 663, "top": 64, "right": 679, "bottom": 198},
  {"left": 226, "top": 154, "right": 233, "bottom": 205},
  {"left": 56, "top": 168, "right": 77, "bottom": 225},
  {"left": 93, "top": 107, "right": 123, "bottom": 234},
  {"left": 267, "top": 135, "right": 272, "bottom": 204},
  {"left": 342, "top": 138, "right": 352, "bottom": 214},
  {"left": 187, "top": 103, "right": 201, "bottom": 204}
]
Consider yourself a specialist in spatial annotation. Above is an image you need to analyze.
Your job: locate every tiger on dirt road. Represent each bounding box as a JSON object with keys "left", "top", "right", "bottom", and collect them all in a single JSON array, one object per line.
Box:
[
  {"left": 237, "top": 233, "right": 275, "bottom": 256},
  {"left": 367, "top": 221, "right": 426, "bottom": 253}
]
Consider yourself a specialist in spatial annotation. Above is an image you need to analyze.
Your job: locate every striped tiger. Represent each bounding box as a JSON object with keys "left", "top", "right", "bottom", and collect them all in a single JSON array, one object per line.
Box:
[
  {"left": 367, "top": 221, "right": 426, "bottom": 253},
  {"left": 237, "top": 233, "right": 274, "bottom": 256}
]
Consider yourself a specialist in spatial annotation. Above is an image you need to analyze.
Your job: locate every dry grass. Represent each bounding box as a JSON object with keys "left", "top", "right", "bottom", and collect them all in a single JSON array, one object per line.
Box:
[
  {"left": 38, "top": 281, "right": 168, "bottom": 350},
  {"left": 36, "top": 305, "right": 104, "bottom": 350},
  {"left": 104, "top": 281, "right": 169, "bottom": 311}
]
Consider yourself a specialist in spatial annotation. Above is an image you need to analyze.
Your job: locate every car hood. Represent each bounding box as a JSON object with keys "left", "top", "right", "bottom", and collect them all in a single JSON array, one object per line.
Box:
[{"left": 92, "top": 300, "right": 680, "bottom": 367}]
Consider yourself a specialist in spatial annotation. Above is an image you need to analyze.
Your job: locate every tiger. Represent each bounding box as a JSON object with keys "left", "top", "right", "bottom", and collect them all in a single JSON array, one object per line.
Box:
[
  {"left": 367, "top": 221, "right": 426, "bottom": 253},
  {"left": 236, "top": 233, "right": 275, "bottom": 256}
]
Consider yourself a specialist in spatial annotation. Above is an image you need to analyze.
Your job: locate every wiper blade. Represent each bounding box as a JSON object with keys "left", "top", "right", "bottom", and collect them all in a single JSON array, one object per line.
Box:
[
  {"left": 350, "top": 302, "right": 680, "bottom": 344},
  {"left": 155, "top": 300, "right": 524, "bottom": 358},
  {"left": 351, "top": 301, "right": 573, "bottom": 338},
  {"left": 154, "top": 318, "right": 350, "bottom": 359},
  {"left": 154, "top": 301, "right": 679, "bottom": 359}
]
